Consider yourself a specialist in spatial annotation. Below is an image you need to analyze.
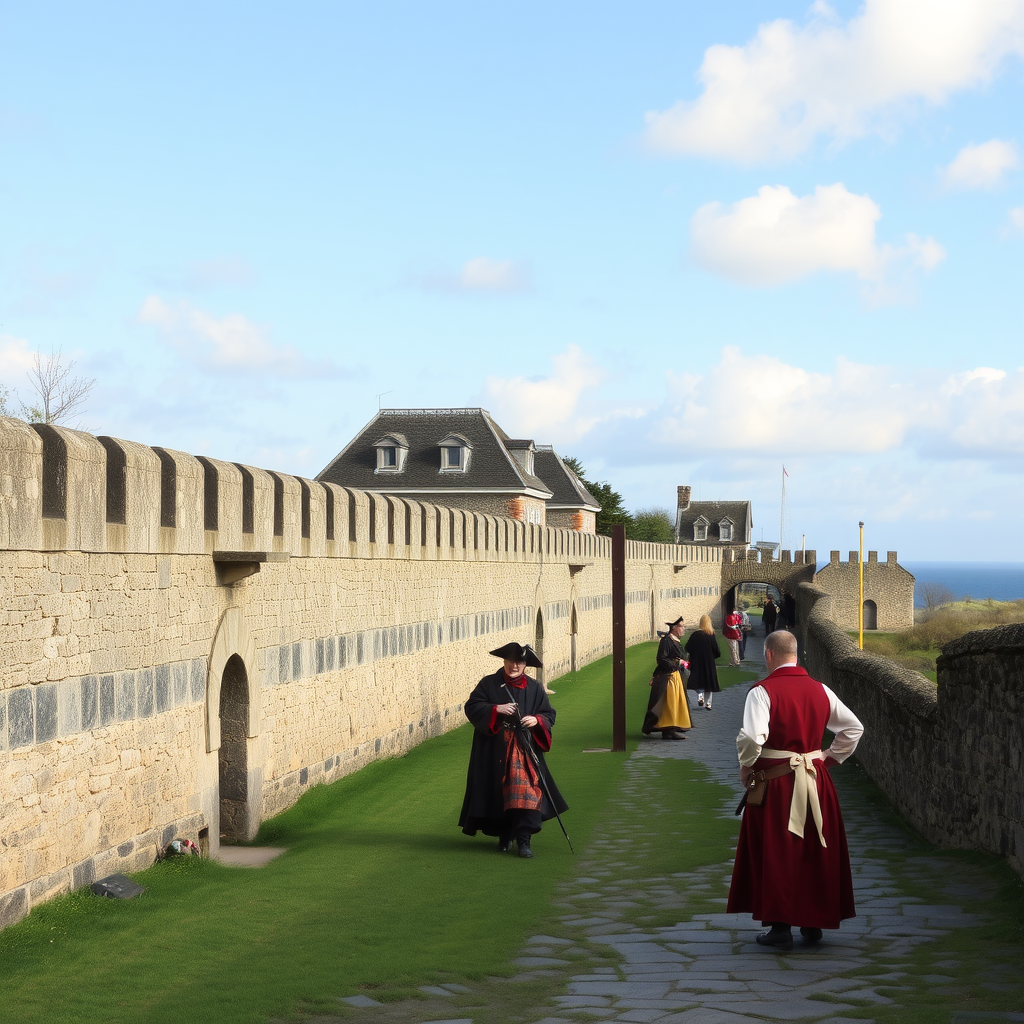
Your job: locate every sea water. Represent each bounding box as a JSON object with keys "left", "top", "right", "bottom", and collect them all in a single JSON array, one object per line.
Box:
[{"left": 901, "top": 562, "right": 1024, "bottom": 607}]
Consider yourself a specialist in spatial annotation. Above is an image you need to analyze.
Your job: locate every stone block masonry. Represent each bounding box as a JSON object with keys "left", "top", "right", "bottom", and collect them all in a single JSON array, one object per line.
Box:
[
  {"left": 0, "top": 417, "right": 724, "bottom": 928},
  {"left": 799, "top": 583, "right": 1024, "bottom": 878}
]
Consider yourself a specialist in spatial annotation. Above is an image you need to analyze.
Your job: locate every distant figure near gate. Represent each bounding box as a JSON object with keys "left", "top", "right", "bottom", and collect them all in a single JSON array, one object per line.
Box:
[{"left": 727, "top": 630, "right": 864, "bottom": 950}]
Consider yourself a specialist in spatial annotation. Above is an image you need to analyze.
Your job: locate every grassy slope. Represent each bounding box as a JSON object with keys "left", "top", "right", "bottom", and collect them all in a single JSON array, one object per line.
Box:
[{"left": 0, "top": 642, "right": 750, "bottom": 1024}]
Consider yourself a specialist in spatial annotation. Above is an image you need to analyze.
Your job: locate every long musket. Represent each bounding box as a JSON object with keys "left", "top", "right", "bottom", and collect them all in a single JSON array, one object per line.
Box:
[{"left": 502, "top": 682, "right": 575, "bottom": 854}]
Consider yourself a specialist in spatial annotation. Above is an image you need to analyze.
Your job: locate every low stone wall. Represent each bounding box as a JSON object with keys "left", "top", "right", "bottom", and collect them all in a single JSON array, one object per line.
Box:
[{"left": 799, "top": 583, "right": 1024, "bottom": 877}]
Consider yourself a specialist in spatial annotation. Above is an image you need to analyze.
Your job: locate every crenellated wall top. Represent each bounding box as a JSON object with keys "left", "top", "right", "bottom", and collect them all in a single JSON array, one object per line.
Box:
[{"left": 0, "top": 416, "right": 708, "bottom": 566}]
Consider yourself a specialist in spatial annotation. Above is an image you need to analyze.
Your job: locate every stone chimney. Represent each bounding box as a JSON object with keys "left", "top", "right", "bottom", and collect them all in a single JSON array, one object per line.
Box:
[{"left": 677, "top": 485, "right": 691, "bottom": 511}]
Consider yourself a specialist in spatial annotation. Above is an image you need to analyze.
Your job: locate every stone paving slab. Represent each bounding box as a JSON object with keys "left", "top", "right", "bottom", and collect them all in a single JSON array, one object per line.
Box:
[{"left": 485, "top": 646, "right": 1024, "bottom": 1024}]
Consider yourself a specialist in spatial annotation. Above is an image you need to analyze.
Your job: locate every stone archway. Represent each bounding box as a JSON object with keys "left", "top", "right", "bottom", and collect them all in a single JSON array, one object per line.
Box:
[
  {"left": 570, "top": 603, "right": 579, "bottom": 674},
  {"left": 863, "top": 600, "right": 878, "bottom": 631},
  {"left": 219, "top": 655, "right": 250, "bottom": 842},
  {"left": 534, "top": 607, "right": 546, "bottom": 689},
  {"left": 206, "top": 607, "right": 261, "bottom": 842}
]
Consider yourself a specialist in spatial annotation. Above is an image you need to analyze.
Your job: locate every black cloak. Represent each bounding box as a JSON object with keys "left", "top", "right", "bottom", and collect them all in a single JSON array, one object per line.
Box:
[
  {"left": 459, "top": 670, "right": 568, "bottom": 837},
  {"left": 684, "top": 630, "right": 721, "bottom": 693},
  {"left": 643, "top": 631, "right": 687, "bottom": 734}
]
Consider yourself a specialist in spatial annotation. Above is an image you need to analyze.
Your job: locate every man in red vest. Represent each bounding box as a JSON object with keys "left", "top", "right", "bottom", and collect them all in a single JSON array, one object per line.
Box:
[{"left": 727, "top": 630, "right": 864, "bottom": 950}]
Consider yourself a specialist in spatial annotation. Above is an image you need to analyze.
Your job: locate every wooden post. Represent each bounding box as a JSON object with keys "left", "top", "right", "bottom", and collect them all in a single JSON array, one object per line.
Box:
[{"left": 612, "top": 524, "right": 626, "bottom": 752}]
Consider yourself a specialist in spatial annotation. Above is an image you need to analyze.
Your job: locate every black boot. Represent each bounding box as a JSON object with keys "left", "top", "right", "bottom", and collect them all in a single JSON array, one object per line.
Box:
[
  {"left": 755, "top": 924, "right": 793, "bottom": 950},
  {"left": 497, "top": 836, "right": 513, "bottom": 853},
  {"left": 516, "top": 837, "right": 534, "bottom": 859}
]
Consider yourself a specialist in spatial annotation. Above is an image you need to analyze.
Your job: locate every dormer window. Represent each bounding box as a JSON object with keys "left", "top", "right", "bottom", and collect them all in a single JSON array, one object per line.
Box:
[
  {"left": 439, "top": 432, "right": 471, "bottom": 473},
  {"left": 719, "top": 518, "right": 734, "bottom": 542},
  {"left": 693, "top": 517, "right": 709, "bottom": 541},
  {"left": 504, "top": 439, "right": 536, "bottom": 476},
  {"left": 373, "top": 433, "right": 409, "bottom": 473}
]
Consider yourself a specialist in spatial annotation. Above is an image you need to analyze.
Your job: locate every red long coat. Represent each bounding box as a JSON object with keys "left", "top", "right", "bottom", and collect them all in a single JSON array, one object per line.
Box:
[{"left": 727, "top": 666, "right": 857, "bottom": 928}]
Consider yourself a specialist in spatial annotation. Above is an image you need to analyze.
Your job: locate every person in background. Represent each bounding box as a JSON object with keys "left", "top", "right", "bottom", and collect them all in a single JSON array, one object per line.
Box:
[
  {"left": 762, "top": 596, "right": 778, "bottom": 635},
  {"left": 685, "top": 614, "right": 721, "bottom": 711},
  {"left": 643, "top": 617, "right": 692, "bottom": 741},
  {"left": 739, "top": 606, "right": 752, "bottom": 661},
  {"left": 724, "top": 607, "right": 743, "bottom": 667}
]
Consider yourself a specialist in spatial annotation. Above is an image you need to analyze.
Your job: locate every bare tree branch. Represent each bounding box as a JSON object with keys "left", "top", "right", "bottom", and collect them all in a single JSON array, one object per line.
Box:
[{"left": 21, "top": 348, "right": 95, "bottom": 425}]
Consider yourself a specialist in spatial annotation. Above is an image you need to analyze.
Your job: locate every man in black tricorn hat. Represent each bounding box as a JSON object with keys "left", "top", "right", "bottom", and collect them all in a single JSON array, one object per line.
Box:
[{"left": 459, "top": 642, "right": 568, "bottom": 858}]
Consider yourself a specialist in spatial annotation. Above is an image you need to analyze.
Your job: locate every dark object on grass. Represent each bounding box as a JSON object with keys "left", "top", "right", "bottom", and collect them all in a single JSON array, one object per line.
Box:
[
  {"left": 517, "top": 837, "right": 533, "bottom": 858},
  {"left": 164, "top": 838, "right": 201, "bottom": 858},
  {"left": 91, "top": 874, "right": 145, "bottom": 900}
]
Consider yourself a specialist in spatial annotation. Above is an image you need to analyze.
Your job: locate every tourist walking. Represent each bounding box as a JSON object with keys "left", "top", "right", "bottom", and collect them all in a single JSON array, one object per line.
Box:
[
  {"left": 723, "top": 608, "right": 743, "bottom": 667},
  {"left": 642, "top": 617, "right": 692, "bottom": 740},
  {"left": 685, "top": 614, "right": 721, "bottom": 710},
  {"left": 727, "top": 629, "right": 864, "bottom": 949},
  {"left": 762, "top": 596, "right": 778, "bottom": 635},
  {"left": 738, "top": 607, "right": 752, "bottom": 660},
  {"left": 459, "top": 642, "right": 568, "bottom": 859}
]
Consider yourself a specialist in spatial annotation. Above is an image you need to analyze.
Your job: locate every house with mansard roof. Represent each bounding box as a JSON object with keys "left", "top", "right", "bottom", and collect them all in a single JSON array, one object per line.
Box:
[
  {"left": 674, "top": 485, "right": 752, "bottom": 551},
  {"left": 317, "top": 408, "right": 601, "bottom": 531}
]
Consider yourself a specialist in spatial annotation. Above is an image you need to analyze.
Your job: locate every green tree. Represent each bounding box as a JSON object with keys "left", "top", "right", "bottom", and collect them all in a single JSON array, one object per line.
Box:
[
  {"left": 563, "top": 456, "right": 632, "bottom": 536},
  {"left": 628, "top": 507, "right": 676, "bottom": 543}
]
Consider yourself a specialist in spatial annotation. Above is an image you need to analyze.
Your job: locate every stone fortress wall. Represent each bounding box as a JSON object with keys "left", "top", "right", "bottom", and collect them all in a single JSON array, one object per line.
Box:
[
  {"left": 798, "top": 583, "right": 1024, "bottom": 878},
  {"left": 0, "top": 417, "right": 726, "bottom": 929}
]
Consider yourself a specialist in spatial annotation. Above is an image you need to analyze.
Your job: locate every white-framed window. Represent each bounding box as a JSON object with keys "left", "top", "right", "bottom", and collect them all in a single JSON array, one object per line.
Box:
[
  {"left": 694, "top": 519, "right": 708, "bottom": 541},
  {"left": 719, "top": 519, "right": 733, "bottom": 542},
  {"left": 438, "top": 433, "right": 471, "bottom": 472},
  {"left": 374, "top": 435, "right": 408, "bottom": 473}
]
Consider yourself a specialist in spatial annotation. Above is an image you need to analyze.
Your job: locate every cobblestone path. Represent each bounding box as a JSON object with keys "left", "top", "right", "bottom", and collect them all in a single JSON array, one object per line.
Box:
[
  {"left": 336, "top": 651, "right": 1023, "bottom": 1024},
  {"left": 501, "top": 658, "right": 1017, "bottom": 1024}
]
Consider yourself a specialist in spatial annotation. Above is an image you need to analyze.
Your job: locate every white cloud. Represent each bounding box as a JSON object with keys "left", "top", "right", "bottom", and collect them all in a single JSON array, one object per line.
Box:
[
  {"left": 415, "top": 257, "right": 530, "bottom": 294},
  {"left": 137, "top": 295, "right": 342, "bottom": 377},
  {"left": 1006, "top": 206, "right": 1024, "bottom": 233},
  {"left": 643, "top": 1, "right": 1024, "bottom": 163},
  {"left": 941, "top": 139, "right": 1020, "bottom": 189},
  {"left": 0, "top": 334, "right": 39, "bottom": 379},
  {"left": 482, "top": 345, "right": 642, "bottom": 444},
  {"left": 502, "top": 346, "right": 1024, "bottom": 464},
  {"left": 688, "top": 183, "right": 944, "bottom": 295}
]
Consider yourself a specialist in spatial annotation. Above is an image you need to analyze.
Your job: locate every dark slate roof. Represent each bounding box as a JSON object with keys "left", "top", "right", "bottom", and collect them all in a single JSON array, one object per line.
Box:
[
  {"left": 317, "top": 408, "right": 553, "bottom": 497},
  {"left": 676, "top": 500, "right": 752, "bottom": 545},
  {"left": 534, "top": 447, "right": 601, "bottom": 511}
]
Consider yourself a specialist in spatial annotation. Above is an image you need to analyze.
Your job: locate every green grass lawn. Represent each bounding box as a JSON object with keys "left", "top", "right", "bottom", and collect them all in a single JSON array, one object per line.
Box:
[{"left": 0, "top": 641, "right": 753, "bottom": 1024}]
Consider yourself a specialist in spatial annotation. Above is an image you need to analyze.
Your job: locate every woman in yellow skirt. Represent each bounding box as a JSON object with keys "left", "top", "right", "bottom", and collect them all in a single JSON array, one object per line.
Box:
[{"left": 642, "top": 617, "right": 693, "bottom": 740}]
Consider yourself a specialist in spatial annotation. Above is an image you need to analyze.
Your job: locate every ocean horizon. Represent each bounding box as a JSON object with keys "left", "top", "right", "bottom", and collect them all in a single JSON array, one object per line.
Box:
[
  {"left": 809, "top": 560, "right": 1024, "bottom": 607},
  {"left": 894, "top": 561, "right": 1022, "bottom": 607}
]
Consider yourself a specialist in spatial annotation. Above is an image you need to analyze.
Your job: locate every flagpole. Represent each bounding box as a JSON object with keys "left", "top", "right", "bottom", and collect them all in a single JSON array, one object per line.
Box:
[
  {"left": 858, "top": 521, "right": 864, "bottom": 650},
  {"left": 779, "top": 466, "right": 785, "bottom": 554}
]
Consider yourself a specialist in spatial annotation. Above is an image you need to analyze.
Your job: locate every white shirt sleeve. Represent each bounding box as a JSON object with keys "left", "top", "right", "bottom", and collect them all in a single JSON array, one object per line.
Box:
[
  {"left": 736, "top": 685, "right": 771, "bottom": 766},
  {"left": 822, "top": 684, "right": 864, "bottom": 763}
]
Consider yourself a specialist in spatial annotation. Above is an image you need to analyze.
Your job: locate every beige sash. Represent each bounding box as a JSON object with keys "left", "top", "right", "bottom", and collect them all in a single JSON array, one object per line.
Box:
[{"left": 760, "top": 747, "right": 828, "bottom": 847}]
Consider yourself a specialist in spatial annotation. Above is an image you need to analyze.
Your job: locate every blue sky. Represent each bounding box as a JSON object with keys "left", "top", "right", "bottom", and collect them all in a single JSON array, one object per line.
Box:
[{"left": 1, "top": 1, "right": 1021, "bottom": 560}]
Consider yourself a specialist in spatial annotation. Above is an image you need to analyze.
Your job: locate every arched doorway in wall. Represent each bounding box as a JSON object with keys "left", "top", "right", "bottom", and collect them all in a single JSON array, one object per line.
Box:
[
  {"left": 862, "top": 600, "right": 878, "bottom": 631},
  {"left": 570, "top": 603, "right": 579, "bottom": 674},
  {"left": 219, "top": 654, "right": 250, "bottom": 843},
  {"left": 728, "top": 582, "right": 783, "bottom": 637},
  {"left": 534, "top": 608, "right": 546, "bottom": 690}
]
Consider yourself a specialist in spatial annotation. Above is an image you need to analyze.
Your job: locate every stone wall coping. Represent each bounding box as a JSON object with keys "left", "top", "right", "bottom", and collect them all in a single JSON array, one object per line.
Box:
[{"left": 938, "top": 621, "right": 1024, "bottom": 663}]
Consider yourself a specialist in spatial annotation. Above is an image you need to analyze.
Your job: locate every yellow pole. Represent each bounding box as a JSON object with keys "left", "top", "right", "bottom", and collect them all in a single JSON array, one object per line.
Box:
[{"left": 858, "top": 521, "right": 864, "bottom": 650}]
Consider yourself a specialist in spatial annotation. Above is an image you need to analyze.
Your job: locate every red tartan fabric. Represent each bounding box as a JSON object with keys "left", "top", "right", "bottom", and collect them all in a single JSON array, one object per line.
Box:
[{"left": 502, "top": 729, "right": 542, "bottom": 810}]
